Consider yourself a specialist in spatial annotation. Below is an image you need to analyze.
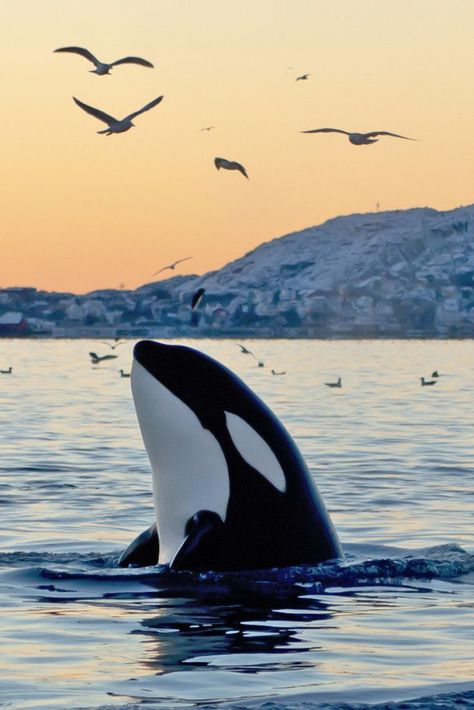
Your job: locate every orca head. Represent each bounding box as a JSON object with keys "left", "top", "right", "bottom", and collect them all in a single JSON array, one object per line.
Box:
[
  {"left": 131, "top": 340, "right": 291, "bottom": 564},
  {"left": 130, "top": 340, "right": 342, "bottom": 570}
]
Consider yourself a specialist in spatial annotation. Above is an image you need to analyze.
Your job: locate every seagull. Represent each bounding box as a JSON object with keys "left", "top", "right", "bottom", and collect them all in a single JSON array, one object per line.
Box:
[
  {"left": 89, "top": 352, "right": 118, "bottom": 363},
  {"left": 295, "top": 73, "right": 310, "bottom": 81},
  {"left": 301, "top": 128, "right": 415, "bottom": 145},
  {"left": 325, "top": 377, "right": 342, "bottom": 388},
  {"left": 100, "top": 340, "right": 126, "bottom": 350},
  {"left": 152, "top": 256, "right": 193, "bottom": 277},
  {"left": 119, "top": 369, "right": 131, "bottom": 378},
  {"left": 200, "top": 126, "right": 215, "bottom": 132},
  {"left": 236, "top": 344, "right": 255, "bottom": 357},
  {"left": 191, "top": 288, "right": 206, "bottom": 310},
  {"left": 214, "top": 157, "right": 249, "bottom": 179},
  {"left": 73, "top": 95, "right": 163, "bottom": 135},
  {"left": 271, "top": 369, "right": 286, "bottom": 375},
  {"left": 421, "top": 377, "right": 437, "bottom": 387},
  {"left": 0, "top": 366, "right": 12, "bottom": 374},
  {"left": 54, "top": 46, "right": 154, "bottom": 75}
]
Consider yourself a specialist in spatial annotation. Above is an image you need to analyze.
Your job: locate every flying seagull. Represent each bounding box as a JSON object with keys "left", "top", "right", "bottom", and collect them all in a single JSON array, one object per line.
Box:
[
  {"left": 100, "top": 340, "right": 126, "bottom": 350},
  {"left": 73, "top": 95, "right": 163, "bottom": 135},
  {"left": 191, "top": 288, "right": 206, "bottom": 310},
  {"left": 295, "top": 73, "right": 310, "bottom": 81},
  {"left": 214, "top": 157, "right": 249, "bottom": 179},
  {"left": 54, "top": 46, "right": 154, "bottom": 75},
  {"left": 301, "top": 128, "right": 415, "bottom": 145},
  {"left": 152, "top": 256, "right": 193, "bottom": 277},
  {"left": 236, "top": 344, "right": 255, "bottom": 358}
]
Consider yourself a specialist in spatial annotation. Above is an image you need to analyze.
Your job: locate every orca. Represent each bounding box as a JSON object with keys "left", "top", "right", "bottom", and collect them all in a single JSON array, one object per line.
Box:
[{"left": 118, "top": 340, "right": 342, "bottom": 571}]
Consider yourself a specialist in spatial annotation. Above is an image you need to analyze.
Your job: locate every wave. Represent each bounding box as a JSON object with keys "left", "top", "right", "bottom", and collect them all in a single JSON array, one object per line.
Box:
[{"left": 0, "top": 543, "right": 472, "bottom": 591}]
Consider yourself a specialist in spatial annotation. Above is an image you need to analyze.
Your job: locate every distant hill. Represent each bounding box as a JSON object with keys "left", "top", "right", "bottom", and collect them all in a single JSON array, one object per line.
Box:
[{"left": 2, "top": 205, "right": 474, "bottom": 338}]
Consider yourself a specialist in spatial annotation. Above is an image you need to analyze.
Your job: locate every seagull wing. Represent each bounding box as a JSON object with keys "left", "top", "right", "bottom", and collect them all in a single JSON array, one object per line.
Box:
[
  {"left": 173, "top": 256, "right": 193, "bottom": 267},
  {"left": 54, "top": 46, "right": 100, "bottom": 67},
  {"left": 125, "top": 95, "right": 164, "bottom": 122},
  {"left": 73, "top": 97, "right": 118, "bottom": 126},
  {"left": 365, "top": 131, "right": 416, "bottom": 141},
  {"left": 191, "top": 288, "right": 205, "bottom": 309},
  {"left": 232, "top": 161, "right": 249, "bottom": 179},
  {"left": 301, "top": 127, "right": 350, "bottom": 135},
  {"left": 110, "top": 56, "right": 154, "bottom": 68}
]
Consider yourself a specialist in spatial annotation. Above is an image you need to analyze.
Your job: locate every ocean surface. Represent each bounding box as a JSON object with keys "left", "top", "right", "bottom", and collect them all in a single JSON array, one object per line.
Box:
[{"left": 0, "top": 338, "right": 472, "bottom": 710}]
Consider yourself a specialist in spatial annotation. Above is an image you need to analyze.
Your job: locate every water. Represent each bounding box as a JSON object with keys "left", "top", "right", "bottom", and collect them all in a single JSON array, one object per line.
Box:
[{"left": 0, "top": 338, "right": 473, "bottom": 710}]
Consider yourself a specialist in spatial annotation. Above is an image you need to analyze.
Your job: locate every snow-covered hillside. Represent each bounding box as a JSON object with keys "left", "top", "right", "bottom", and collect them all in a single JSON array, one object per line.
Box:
[{"left": 2, "top": 205, "right": 473, "bottom": 337}]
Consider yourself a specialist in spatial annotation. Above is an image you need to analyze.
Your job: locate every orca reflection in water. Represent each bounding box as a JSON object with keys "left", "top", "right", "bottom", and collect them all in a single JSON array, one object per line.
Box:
[{"left": 119, "top": 340, "right": 341, "bottom": 571}]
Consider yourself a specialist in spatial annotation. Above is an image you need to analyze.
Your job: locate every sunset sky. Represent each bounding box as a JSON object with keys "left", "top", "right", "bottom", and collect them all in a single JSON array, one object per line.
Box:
[{"left": 2, "top": 0, "right": 473, "bottom": 294}]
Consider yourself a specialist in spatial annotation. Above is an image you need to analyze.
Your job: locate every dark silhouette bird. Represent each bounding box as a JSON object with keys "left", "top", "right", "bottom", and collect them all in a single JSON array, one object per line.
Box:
[
  {"left": 301, "top": 128, "right": 415, "bottom": 145},
  {"left": 119, "top": 369, "right": 131, "bottom": 378},
  {"left": 257, "top": 360, "right": 265, "bottom": 368},
  {"left": 271, "top": 369, "right": 286, "bottom": 375},
  {"left": 214, "top": 157, "right": 249, "bottom": 179},
  {"left": 325, "top": 377, "right": 342, "bottom": 388},
  {"left": 0, "top": 366, "right": 12, "bottom": 374},
  {"left": 191, "top": 288, "right": 206, "bottom": 310},
  {"left": 54, "top": 46, "right": 154, "bottom": 75},
  {"left": 431, "top": 370, "right": 440, "bottom": 378},
  {"left": 200, "top": 126, "right": 215, "bottom": 132},
  {"left": 421, "top": 377, "right": 437, "bottom": 386},
  {"left": 89, "top": 352, "right": 118, "bottom": 363},
  {"left": 152, "top": 257, "right": 193, "bottom": 277},
  {"left": 73, "top": 95, "right": 163, "bottom": 135},
  {"left": 295, "top": 73, "right": 310, "bottom": 81},
  {"left": 236, "top": 344, "right": 255, "bottom": 357},
  {"left": 101, "top": 340, "right": 126, "bottom": 350}
]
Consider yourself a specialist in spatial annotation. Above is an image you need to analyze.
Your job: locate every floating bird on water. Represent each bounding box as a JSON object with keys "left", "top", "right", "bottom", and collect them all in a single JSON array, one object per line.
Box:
[
  {"left": 119, "top": 369, "right": 131, "bottom": 378},
  {"left": 0, "top": 367, "right": 12, "bottom": 374},
  {"left": 200, "top": 126, "right": 215, "bottom": 132},
  {"left": 191, "top": 288, "right": 206, "bottom": 310},
  {"left": 54, "top": 46, "right": 154, "bottom": 75},
  {"left": 257, "top": 361, "right": 265, "bottom": 368},
  {"left": 271, "top": 369, "right": 286, "bottom": 375},
  {"left": 152, "top": 256, "right": 192, "bottom": 277},
  {"left": 301, "top": 128, "right": 415, "bottom": 145},
  {"left": 89, "top": 352, "right": 118, "bottom": 363},
  {"left": 295, "top": 73, "right": 310, "bottom": 81},
  {"left": 421, "top": 377, "right": 437, "bottom": 387},
  {"left": 325, "top": 377, "right": 342, "bottom": 388},
  {"left": 73, "top": 95, "right": 163, "bottom": 135},
  {"left": 431, "top": 370, "right": 440, "bottom": 378},
  {"left": 214, "top": 157, "right": 249, "bottom": 179}
]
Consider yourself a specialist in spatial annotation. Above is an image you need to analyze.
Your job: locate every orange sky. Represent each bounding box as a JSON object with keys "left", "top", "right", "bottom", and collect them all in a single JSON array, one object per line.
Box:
[{"left": 2, "top": 0, "right": 473, "bottom": 294}]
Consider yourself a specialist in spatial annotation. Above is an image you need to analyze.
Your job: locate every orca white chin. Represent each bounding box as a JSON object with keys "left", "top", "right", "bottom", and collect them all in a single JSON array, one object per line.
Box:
[
  {"left": 120, "top": 340, "right": 342, "bottom": 572},
  {"left": 131, "top": 359, "right": 229, "bottom": 565}
]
